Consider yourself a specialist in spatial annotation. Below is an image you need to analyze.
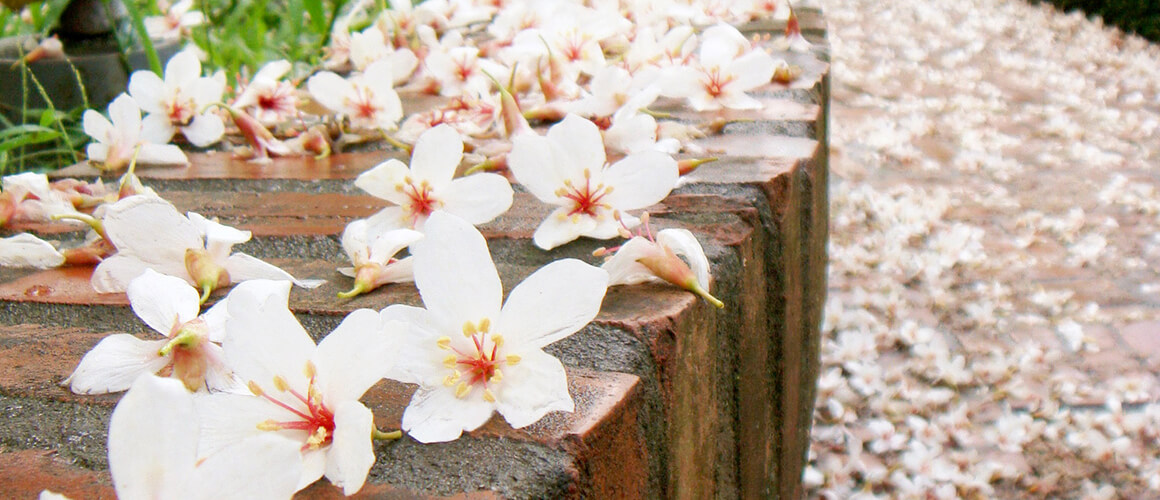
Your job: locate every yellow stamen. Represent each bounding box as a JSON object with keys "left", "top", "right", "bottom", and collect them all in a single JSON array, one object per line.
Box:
[
  {"left": 490, "top": 334, "right": 504, "bottom": 347},
  {"left": 247, "top": 380, "right": 265, "bottom": 397},
  {"left": 437, "top": 336, "right": 452, "bottom": 349},
  {"left": 483, "top": 389, "right": 496, "bottom": 403},
  {"left": 462, "top": 321, "right": 477, "bottom": 337},
  {"left": 256, "top": 419, "right": 281, "bottom": 431},
  {"left": 490, "top": 369, "right": 503, "bottom": 383},
  {"left": 272, "top": 375, "right": 289, "bottom": 392},
  {"left": 455, "top": 382, "right": 470, "bottom": 398},
  {"left": 304, "top": 361, "right": 317, "bottom": 379},
  {"left": 305, "top": 427, "right": 329, "bottom": 449},
  {"left": 478, "top": 318, "right": 491, "bottom": 333},
  {"left": 506, "top": 354, "right": 522, "bottom": 365}
]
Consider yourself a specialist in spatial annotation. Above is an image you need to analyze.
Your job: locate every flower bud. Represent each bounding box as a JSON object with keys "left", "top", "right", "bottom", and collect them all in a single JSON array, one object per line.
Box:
[{"left": 185, "top": 248, "right": 230, "bottom": 303}]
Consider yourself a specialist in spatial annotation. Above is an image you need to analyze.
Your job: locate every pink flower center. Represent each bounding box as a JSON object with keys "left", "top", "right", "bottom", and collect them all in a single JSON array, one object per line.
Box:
[
  {"left": 395, "top": 177, "right": 442, "bottom": 227},
  {"left": 166, "top": 96, "right": 197, "bottom": 126},
  {"left": 347, "top": 87, "right": 379, "bottom": 119},
  {"left": 556, "top": 168, "right": 613, "bottom": 218},
  {"left": 252, "top": 362, "right": 336, "bottom": 451},
  {"left": 454, "top": 55, "right": 476, "bottom": 82},
  {"left": 257, "top": 84, "right": 295, "bottom": 114},
  {"left": 438, "top": 319, "right": 520, "bottom": 402},
  {"left": 702, "top": 67, "right": 735, "bottom": 97}
]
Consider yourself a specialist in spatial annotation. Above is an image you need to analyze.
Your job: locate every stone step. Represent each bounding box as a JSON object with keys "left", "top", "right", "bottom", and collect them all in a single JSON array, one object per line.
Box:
[{"left": 0, "top": 319, "right": 646, "bottom": 498}]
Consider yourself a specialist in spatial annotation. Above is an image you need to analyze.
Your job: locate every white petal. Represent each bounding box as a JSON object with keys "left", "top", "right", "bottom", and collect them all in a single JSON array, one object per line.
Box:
[
  {"left": 379, "top": 304, "right": 443, "bottom": 385},
  {"left": 657, "top": 228, "right": 712, "bottom": 291},
  {"left": 496, "top": 259, "right": 607, "bottom": 351},
  {"left": 127, "top": 71, "right": 167, "bottom": 114},
  {"left": 254, "top": 60, "right": 291, "bottom": 81},
  {"left": 164, "top": 49, "right": 202, "bottom": 87},
  {"left": 86, "top": 142, "right": 109, "bottom": 163},
  {"left": 200, "top": 298, "right": 231, "bottom": 342},
  {"left": 0, "top": 233, "right": 64, "bottom": 269},
  {"left": 83, "top": 109, "right": 113, "bottom": 144},
  {"left": 508, "top": 133, "right": 568, "bottom": 203},
  {"left": 546, "top": 114, "right": 605, "bottom": 172},
  {"left": 103, "top": 195, "right": 201, "bottom": 260},
  {"left": 438, "top": 173, "right": 513, "bottom": 226},
  {"left": 109, "top": 95, "right": 148, "bottom": 136},
  {"left": 128, "top": 269, "right": 200, "bottom": 336},
  {"left": 224, "top": 253, "right": 300, "bottom": 285},
  {"left": 401, "top": 385, "right": 495, "bottom": 443},
  {"left": 656, "top": 66, "right": 703, "bottom": 99},
  {"left": 493, "top": 349, "right": 573, "bottom": 428},
  {"left": 222, "top": 279, "right": 315, "bottom": 391},
  {"left": 66, "top": 335, "right": 170, "bottom": 394},
  {"left": 181, "top": 113, "right": 225, "bottom": 147},
  {"left": 108, "top": 375, "right": 198, "bottom": 500},
  {"left": 341, "top": 218, "right": 371, "bottom": 264},
  {"left": 410, "top": 124, "right": 463, "bottom": 187},
  {"left": 92, "top": 255, "right": 190, "bottom": 293},
  {"left": 325, "top": 401, "right": 376, "bottom": 496},
  {"left": 188, "top": 434, "right": 303, "bottom": 500},
  {"left": 192, "top": 392, "right": 297, "bottom": 457},
  {"left": 700, "top": 23, "right": 748, "bottom": 62},
  {"left": 601, "top": 237, "right": 660, "bottom": 286},
  {"left": 140, "top": 113, "right": 178, "bottom": 144},
  {"left": 189, "top": 74, "right": 225, "bottom": 107},
  {"left": 727, "top": 50, "right": 776, "bottom": 92},
  {"left": 137, "top": 143, "right": 189, "bottom": 165},
  {"left": 531, "top": 208, "right": 595, "bottom": 250},
  {"left": 601, "top": 151, "right": 678, "bottom": 210},
  {"left": 368, "top": 228, "right": 423, "bottom": 265},
  {"left": 298, "top": 450, "right": 328, "bottom": 492},
  {"left": 354, "top": 159, "right": 412, "bottom": 205},
  {"left": 410, "top": 212, "right": 502, "bottom": 331},
  {"left": 188, "top": 212, "right": 250, "bottom": 262},
  {"left": 307, "top": 72, "right": 354, "bottom": 113},
  {"left": 314, "top": 309, "right": 398, "bottom": 403},
  {"left": 716, "top": 91, "right": 763, "bottom": 111}
]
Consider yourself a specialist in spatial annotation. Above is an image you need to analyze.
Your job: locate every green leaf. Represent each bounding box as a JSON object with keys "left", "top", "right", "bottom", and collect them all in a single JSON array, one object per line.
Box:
[
  {"left": 304, "top": 0, "right": 326, "bottom": 34},
  {"left": 0, "top": 130, "right": 63, "bottom": 153}
]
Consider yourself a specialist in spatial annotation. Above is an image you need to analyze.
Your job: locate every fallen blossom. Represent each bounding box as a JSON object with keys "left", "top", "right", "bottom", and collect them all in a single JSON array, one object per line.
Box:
[
  {"left": 384, "top": 212, "right": 608, "bottom": 443},
  {"left": 508, "top": 114, "right": 678, "bottom": 250},
  {"left": 193, "top": 280, "right": 403, "bottom": 495},
  {"left": 91, "top": 195, "right": 321, "bottom": 300},
  {"left": 108, "top": 374, "right": 302, "bottom": 500}
]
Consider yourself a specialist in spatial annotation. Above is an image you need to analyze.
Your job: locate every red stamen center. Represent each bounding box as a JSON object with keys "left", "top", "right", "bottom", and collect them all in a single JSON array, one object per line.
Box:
[
  {"left": 557, "top": 168, "right": 613, "bottom": 218},
  {"left": 253, "top": 364, "right": 336, "bottom": 451}
]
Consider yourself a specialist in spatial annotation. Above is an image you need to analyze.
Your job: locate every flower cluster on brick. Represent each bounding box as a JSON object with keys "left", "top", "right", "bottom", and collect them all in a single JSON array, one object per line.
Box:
[{"left": 9, "top": 0, "right": 819, "bottom": 497}]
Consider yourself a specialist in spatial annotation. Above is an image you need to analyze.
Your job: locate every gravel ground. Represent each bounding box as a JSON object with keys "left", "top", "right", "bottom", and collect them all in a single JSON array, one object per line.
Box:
[{"left": 807, "top": 0, "right": 1160, "bottom": 497}]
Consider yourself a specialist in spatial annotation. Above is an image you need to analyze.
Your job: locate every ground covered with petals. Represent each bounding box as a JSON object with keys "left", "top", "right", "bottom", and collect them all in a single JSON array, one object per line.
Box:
[{"left": 811, "top": 0, "right": 1160, "bottom": 497}]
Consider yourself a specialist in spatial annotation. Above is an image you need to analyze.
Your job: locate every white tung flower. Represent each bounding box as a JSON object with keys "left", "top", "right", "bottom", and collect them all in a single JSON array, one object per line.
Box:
[
  {"left": 91, "top": 195, "right": 322, "bottom": 300},
  {"left": 355, "top": 124, "right": 513, "bottom": 230},
  {"left": 67, "top": 269, "right": 247, "bottom": 394},
  {"left": 128, "top": 49, "right": 226, "bottom": 147},
  {"left": 83, "top": 94, "right": 189, "bottom": 170},
  {"left": 337, "top": 217, "right": 423, "bottom": 298},
  {"left": 109, "top": 374, "right": 303, "bottom": 500},
  {"left": 193, "top": 280, "right": 404, "bottom": 495},
  {"left": 508, "top": 114, "right": 678, "bottom": 250},
  {"left": 660, "top": 23, "right": 776, "bottom": 111},
  {"left": 384, "top": 212, "right": 609, "bottom": 443},
  {"left": 307, "top": 59, "right": 404, "bottom": 133}
]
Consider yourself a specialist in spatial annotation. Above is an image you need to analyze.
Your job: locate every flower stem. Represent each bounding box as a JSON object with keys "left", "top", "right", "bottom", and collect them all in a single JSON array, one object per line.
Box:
[{"left": 371, "top": 428, "right": 402, "bottom": 440}]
